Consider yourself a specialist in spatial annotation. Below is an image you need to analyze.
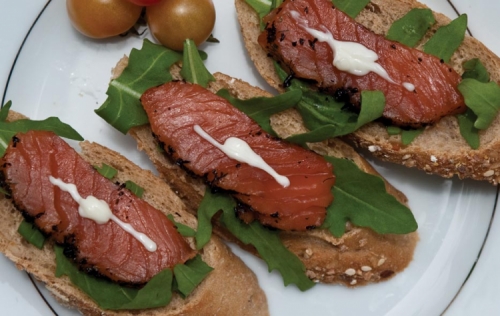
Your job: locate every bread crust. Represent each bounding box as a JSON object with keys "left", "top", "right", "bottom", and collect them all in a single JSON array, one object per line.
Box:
[
  {"left": 128, "top": 63, "right": 418, "bottom": 286},
  {"left": 235, "top": 0, "right": 500, "bottom": 184},
  {"left": 0, "top": 111, "right": 268, "bottom": 316}
]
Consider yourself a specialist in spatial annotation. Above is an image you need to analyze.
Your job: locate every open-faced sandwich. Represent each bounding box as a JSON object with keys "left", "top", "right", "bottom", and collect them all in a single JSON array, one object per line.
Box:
[
  {"left": 0, "top": 106, "right": 268, "bottom": 315},
  {"left": 96, "top": 39, "right": 419, "bottom": 289},
  {"left": 236, "top": 0, "right": 500, "bottom": 183}
]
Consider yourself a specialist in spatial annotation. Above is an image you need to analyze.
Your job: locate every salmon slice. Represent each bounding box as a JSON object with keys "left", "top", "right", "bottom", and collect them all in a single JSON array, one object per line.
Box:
[
  {"left": 141, "top": 81, "right": 335, "bottom": 231},
  {"left": 0, "top": 130, "right": 195, "bottom": 285},
  {"left": 259, "top": 0, "right": 466, "bottom": 127}
]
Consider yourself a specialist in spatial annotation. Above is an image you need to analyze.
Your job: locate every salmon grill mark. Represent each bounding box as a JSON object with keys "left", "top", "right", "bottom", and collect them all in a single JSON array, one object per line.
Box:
[
  {"left": 12, "top": 136, "right": 19, "bottom": 148},
  {"left": 141, "top": 81, "right": 336, "bottom": 231},
  {"left": 259, "top": 0, "right": 466, "bottom": 127},
  {"left": 1, "top": 130, "right": 196, "bottom": 285}
]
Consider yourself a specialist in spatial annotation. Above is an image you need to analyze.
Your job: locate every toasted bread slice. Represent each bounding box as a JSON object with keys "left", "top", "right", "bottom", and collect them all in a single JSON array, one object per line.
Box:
[
  {"left": 125, "top": 58, "right": 418, "bottom": 286},
  {"left": 0, "top": 111, "right": 268, "bottom": 316},
  {"left": 235, "top": 0, "right": 500, "bottom": 184}
]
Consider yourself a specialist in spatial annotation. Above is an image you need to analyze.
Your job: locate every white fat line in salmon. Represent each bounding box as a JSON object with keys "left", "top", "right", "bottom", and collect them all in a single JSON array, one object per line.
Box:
[
  {"left": 49, "top": 176, "right": 157, "bottom": 252},
  {"left": 193, "top": 125, "right": 291, "bottom": 188},
  {"left": 289, "top": 10, "right": 416, "bottom": 92}
]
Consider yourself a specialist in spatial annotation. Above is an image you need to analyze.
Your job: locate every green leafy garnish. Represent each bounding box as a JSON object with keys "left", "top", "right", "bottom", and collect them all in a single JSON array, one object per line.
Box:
[
  {"left": 0, "top": 101, "right": 12, "bottom": 121},
  {"left": 331, "top": 0, "right": 370, "bottom": 18},
  {"left": 55, "top": 245, "right": 173, "bottom": 310},
  {"left": 423, "top": 14, "right": 467, "bottom": 62},
  {"left": 287, "top": 90, "right": 385, "bottom": 145},
  {"left": 180, "top": 39, "right": 215, "bottom": 87},
  {"left": 457, "top": 108, "right": 480, "bottom": 149},
  {"left": 275, "top": 65, "right": 384, "bottom": 145},
  {"left": 167, "top": 214, "right": 196, "bottom": 237},
  {"left": 462, "top": 58, "right": 490, "bottom": 82},
  {"left": 217, "top": 89, "right": 302, "bottom": 136},
  {"left": 387, "top": 126, "right": 401, "bottom": 135},
  {"left": 384, "top": 126, "right": 423, "bottom": 145},
  {"left": 125, "top": 180, "right": 145, "bottom": 198},
  {"left": 242, "top": 0, "right": 272, "bottom": 29},
  {"left": 94, "top": 163, "right": 118, "bottom": 180},
  {"left": 323, "top": 156, "right": 417, "bottom": 237},
  {"left": 95, "top": 39, "right": 182, "bottom": 134},
  {"left": 458, "top": 78, "right": 500, "bottom": 130},
  {"left": 456, "top": 58, "right": 490, "bottom": 149},
  {"left": 0, "top": 115, "right": 83, "bottom": 157},
  {"left": 197, "top": 189, "right": 315, "bottom": 291},
  {"left": 18, "top": 220, "right": 46, "bottom": 249},
  {"left": 401, "top": 128, "right": 424, "bottom": 145},
  {"left": 173, "top": 255, "right": 213, "bottom": 297},
  {"left": 386, "top": 8, "right": 435, "bottom": 47}
]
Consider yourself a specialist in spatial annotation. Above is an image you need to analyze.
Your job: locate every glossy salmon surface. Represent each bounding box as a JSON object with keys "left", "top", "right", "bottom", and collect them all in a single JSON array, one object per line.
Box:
[
  {"left": 1, "top": 131, "right": 195, "bottom": 285},
  {"left": 141, "top": 81, "right": 335, "bottom": 231},
  {"left": 259, "top": 0, "right": 466, "bottom": 127}
]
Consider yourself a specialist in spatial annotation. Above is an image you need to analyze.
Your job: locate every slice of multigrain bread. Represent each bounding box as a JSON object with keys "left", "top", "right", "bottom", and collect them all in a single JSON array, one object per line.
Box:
[
  {"left": 0, "top": 111, "right": 268, "bottom": 316},
  {"left": 124, "top": 58, "right": 418, "bottom": 286},
  {"left": 235, "top": 0, "right": 500, "bottom": 184}
]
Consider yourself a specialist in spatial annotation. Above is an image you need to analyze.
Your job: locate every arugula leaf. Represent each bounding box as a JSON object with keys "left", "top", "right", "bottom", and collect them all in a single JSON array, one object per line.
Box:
[
  {"left": 462, "top": 58, "right": 490, "bottom": 83},
  {"left": 401, "top": 128, "right": 424, "bottom": 145},
  {"left": 0, "top": 101, "right": 12, "bottom": 122},
  {"left": 167, "top": 214, "right": 196, "bottom": 237},
  {"left": 458, "top": 78, "right": 500, "bottom": 130},
  {"left": 217, "top": 89, "right": 302, "bottom": 136},
  {"left": 286, "top": 90, "right": 385, "bottom": 145},
  {"left": 357, "top": 91, "right": 386, "bottom": 127},
  {"left": 173, "top": 255, "right": 213, "bottom": 297},
  {"left": 386, "top": 8, "right": 435, "bottom": 47},
  {"left": 17, "top": 220, "right": 46, "bottom": 249},
  {"left": 457, "top": 108, "right": 480, "bottom": 149},
  {"left": 322, "top": 156, "right": 417, "bottom": 237},
  {"left": 180, "top": 39, "right": 215, "bottom": 87},
  {"left": 387, "top": 126, "right": 401, "bottom": 135},
  {"left": 195, "top": 190, "right": 225, "bottom": 250},
  {"left": 423, "top": 14, "right": 467, "bottom": 62},
  {"left": 199, "top": 189, "right": 315, "bottom": 291},
  {"left": 331, "top": 0, "right": 370, "bottom": 18},
  {"left": 456, "top": 58, "right": 490, "bottom": 149},
  {"left": 275, "top": 64, "right": 384, "bottom": 144},
  {"left": 55, "top": 245, "right": 173, "bottom": 309},
  {"left": 95, "top": 39, "right": 182, "bottom": 134},
  {"left": 94, "top": 163, "right": 118, "bottom": 179},
  {"left": 125, "top": 180, "right": 145, "bottom": 198},
  {"left": 0, "top": 117, "right": 83, "bottom": 157},
  {"left": 243, "top": 0, "right": 272, "bottom": 29}
]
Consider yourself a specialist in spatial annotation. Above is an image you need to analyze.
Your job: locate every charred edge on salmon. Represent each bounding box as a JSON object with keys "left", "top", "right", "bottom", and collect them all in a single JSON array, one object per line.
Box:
[
  {"left": 153, "top": 136, "right": 291, "bottom": 229},
  {"left": 12, "top": 136, "right": 20, "bottom": 148},
  {"left": 1, "top": 168, "right": 149, "bottom": 288},
  {"left": 283, "top": 70, "right": 296, "bottom": 88},
  {"left": 265, "top": 22, "right": 277, "bottom": 44}
]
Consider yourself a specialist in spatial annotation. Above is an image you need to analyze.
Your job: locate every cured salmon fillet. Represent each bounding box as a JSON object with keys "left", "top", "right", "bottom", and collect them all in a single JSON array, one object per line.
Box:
[
  {"left": 259, "top": 0, "right": 466, "bottom": 127},
  {"left": 141, "top": 81, "right": 335, "bottom": 231},
  {"left": 0, "top": 130, "right": 195, "bottom": 285}
]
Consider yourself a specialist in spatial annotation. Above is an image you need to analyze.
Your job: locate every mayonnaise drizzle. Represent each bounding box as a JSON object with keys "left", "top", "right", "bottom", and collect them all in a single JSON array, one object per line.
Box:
[
  {"left": 193, "top": 125, "right": 290, "bottom": 188},
  {"left": 403, "top": 82, "right": 415, "bottom": 92},
  {"left": 290, "top": 10, "right": 417, "bottom": 92},
  {"left": 49, "top": 176, "right": 157, "bottom": 252}
]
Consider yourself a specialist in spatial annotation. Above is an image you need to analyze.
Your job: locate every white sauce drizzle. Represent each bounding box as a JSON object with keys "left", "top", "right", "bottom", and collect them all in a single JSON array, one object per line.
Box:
[
  {"left": 193, "top": 125, "right": 290, "bottom": 188},
  {"left": 49, "top": 176, "right": 157, "bottom": 252},
  {"left": 403, "top": 82, "right": 415, "bottom": 92},
  {"left": 290, "top": 10, "right": 417, "bottom": 92}
]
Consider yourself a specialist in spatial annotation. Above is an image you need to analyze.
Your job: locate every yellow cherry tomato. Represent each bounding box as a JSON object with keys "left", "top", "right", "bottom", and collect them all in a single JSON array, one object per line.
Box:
[
  {"left": 146, "top": 0, "right": 216, "bottom": 51},
  {"left": 66, "top": 0, "right": 143, "bottom": 39}
]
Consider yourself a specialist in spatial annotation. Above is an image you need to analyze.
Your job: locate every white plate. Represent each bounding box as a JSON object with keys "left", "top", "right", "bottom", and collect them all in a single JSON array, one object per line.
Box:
[{"left": 0, "top": 0, "right": 498, "bottom": 315}]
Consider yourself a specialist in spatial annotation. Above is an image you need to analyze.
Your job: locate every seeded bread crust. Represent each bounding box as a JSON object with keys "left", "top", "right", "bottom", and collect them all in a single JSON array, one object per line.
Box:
[
  {"left": 0, "top": 111, "right": 268, "bottom": 316},
  {"left": 124, "top": 57, "right": 418, "bottom": 286},
  {"left": 235, "top": 0, "right": 500, "bottom": 184}
]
